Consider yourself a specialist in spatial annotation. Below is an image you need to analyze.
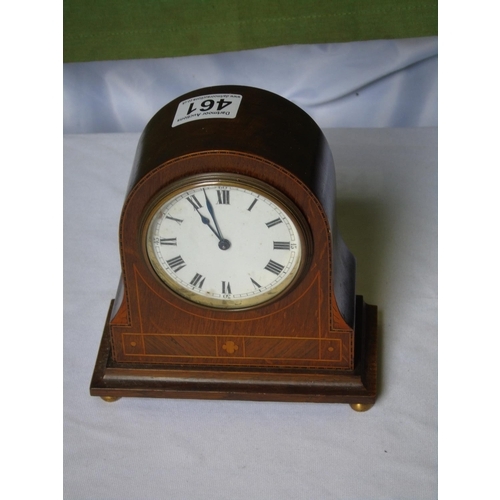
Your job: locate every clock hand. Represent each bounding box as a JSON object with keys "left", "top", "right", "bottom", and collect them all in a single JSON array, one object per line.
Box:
[
  {"left": 203, "top": 189, "right": 224, "bottom": 238},
  {"left": 190, "top": 204, "right": 231, "bottom": 250},
  {"left": 203, "top": 189, "right": 231, "bottom": 250},
  {"left": 193, "top": 207, "right": 222, "bottom": 240}
]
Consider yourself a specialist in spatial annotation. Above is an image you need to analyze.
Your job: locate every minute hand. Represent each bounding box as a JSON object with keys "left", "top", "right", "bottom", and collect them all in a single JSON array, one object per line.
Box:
[
  {"left": 203, "top": 189, "right": 224, "bottom": 239},
  {"left": 203, "top": 189, "right": 231, "bottom": 250}
]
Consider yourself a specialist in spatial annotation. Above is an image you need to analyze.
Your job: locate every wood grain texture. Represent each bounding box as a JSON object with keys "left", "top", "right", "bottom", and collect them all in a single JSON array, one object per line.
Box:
[
  {"left": 91, "top": 296, "right": 377, "bottom": 404},
  {"left": 110, "top": 151, "right": 353, "bottom": 369}
]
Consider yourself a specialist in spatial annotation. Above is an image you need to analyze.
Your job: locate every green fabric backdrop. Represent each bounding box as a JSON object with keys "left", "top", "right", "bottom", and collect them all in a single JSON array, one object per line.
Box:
[{"left": 64, "top": 0, "right": 438, "bottom": 63}]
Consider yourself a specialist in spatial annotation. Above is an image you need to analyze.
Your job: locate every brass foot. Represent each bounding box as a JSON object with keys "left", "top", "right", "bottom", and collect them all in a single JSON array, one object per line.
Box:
[
  {"left": 101, "top": 396, "right": 121, "bottom": 403},
  {"left": 350, "top": 403, "right": 373, "bottom": 412}
]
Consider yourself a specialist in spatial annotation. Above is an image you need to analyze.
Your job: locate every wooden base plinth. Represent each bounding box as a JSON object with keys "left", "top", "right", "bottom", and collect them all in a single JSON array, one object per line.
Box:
[{"left": 90, "top": 296, "right": 377, "bottom": 408}]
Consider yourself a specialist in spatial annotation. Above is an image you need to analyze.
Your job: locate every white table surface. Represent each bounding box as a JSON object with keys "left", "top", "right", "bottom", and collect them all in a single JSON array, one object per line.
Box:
[{"left": 64, "top": 127, "right": 437, "bottom": 500}]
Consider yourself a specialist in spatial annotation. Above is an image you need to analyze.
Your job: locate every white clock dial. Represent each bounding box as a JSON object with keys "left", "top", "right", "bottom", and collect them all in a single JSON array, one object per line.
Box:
[{"left": 144, "top": 175, "right": 307, "bottom": 309}]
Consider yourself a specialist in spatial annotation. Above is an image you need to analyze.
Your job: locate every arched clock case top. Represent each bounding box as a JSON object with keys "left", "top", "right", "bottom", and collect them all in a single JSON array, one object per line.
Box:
[{"left": 90, "top": 85, "right": 378, "bottom": 410}]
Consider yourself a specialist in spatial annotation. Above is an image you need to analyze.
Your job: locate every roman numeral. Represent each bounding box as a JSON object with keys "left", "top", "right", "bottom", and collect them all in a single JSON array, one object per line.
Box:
[
  {"left": 217, "top": 190, "right": 230, "bottom": 204},
  {"left": 166, "top": 255, "right": 186, "bottom": 273},
  {"left": 273, "top": 241, "right": 290, "bottom": 250},
  {"left": 247, "top": 198, "right": 258, "bottom": 211},
  {"left": 222, "top": 281, "right": 232, "bottom": 294},
  {"left": 264, "top": 260, "right": 284, "bottom": 275},
  {"left": 165, "top": 214, "right": 183, "bottom": 225},
  {"left": 160, "top": 238, "right": 177, "bottom": 246},
  {"left": 190, "top": 273, "right": 205, "bottom": 288},
  {"left": 266, "top": 218, "right": 282, "bottom": 228},
  {"left": 187, "top": 195, "right": 202, "bottom": 209},
  {"left": 250, "top": 278, "right": 262, "bottom": 289}
]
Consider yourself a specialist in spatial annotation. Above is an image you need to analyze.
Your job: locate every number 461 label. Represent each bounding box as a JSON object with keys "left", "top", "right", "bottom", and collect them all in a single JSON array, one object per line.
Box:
[{"left": 172, "top": 93, "right": 242, "bottom": 127}]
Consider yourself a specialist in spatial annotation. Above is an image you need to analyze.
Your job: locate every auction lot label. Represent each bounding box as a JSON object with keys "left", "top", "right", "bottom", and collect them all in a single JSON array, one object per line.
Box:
[{"left": 172, "top": 94, "right": 242, "bottom": 127}]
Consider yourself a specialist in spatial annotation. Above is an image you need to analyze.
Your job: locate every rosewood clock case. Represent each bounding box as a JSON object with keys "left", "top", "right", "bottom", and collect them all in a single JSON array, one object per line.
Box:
[{"left": 90, "top": 85, "right": 378, "bottom": 409}]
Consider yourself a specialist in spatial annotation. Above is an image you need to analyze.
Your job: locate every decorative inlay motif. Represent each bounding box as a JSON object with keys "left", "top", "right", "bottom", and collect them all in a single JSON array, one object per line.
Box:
[{"left": 222, "top": 340, "right": 238, "bottom": 354}]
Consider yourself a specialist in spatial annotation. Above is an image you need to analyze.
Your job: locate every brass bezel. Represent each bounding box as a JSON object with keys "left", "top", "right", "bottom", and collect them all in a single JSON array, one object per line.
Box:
[{"left": 142, "top": 173, "right": 312, "bottom": 310}]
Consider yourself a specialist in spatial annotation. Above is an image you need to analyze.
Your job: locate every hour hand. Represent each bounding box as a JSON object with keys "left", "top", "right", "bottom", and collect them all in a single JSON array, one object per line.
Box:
[
  {"left": 186, "top": 194, "right": 219, "bottom": 236},
  {"left": 194, "top": 208, "right": 221, "bottom": 240}
]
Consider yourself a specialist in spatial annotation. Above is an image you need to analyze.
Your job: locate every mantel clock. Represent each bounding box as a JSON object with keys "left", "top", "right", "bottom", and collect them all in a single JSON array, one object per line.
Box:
[{"left": 90, "top": 86, "right": 378, "bottom": 411}]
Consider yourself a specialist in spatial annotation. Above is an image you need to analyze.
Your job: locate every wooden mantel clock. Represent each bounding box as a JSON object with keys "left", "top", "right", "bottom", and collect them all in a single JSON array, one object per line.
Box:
[{"left": 90, "top": 85, "right": 378, "bottom": 411}]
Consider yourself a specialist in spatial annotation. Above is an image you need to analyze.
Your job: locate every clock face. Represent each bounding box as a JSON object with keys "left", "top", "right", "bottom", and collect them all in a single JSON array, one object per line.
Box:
[{"left": 144, "top": 174, "right": 308, "bottom": 309}]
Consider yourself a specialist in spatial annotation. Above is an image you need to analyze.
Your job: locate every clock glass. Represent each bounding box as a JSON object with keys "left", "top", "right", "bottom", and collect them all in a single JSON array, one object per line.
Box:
[{"left": 144, "top": 174, "right": 308, "bottom": 309}]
